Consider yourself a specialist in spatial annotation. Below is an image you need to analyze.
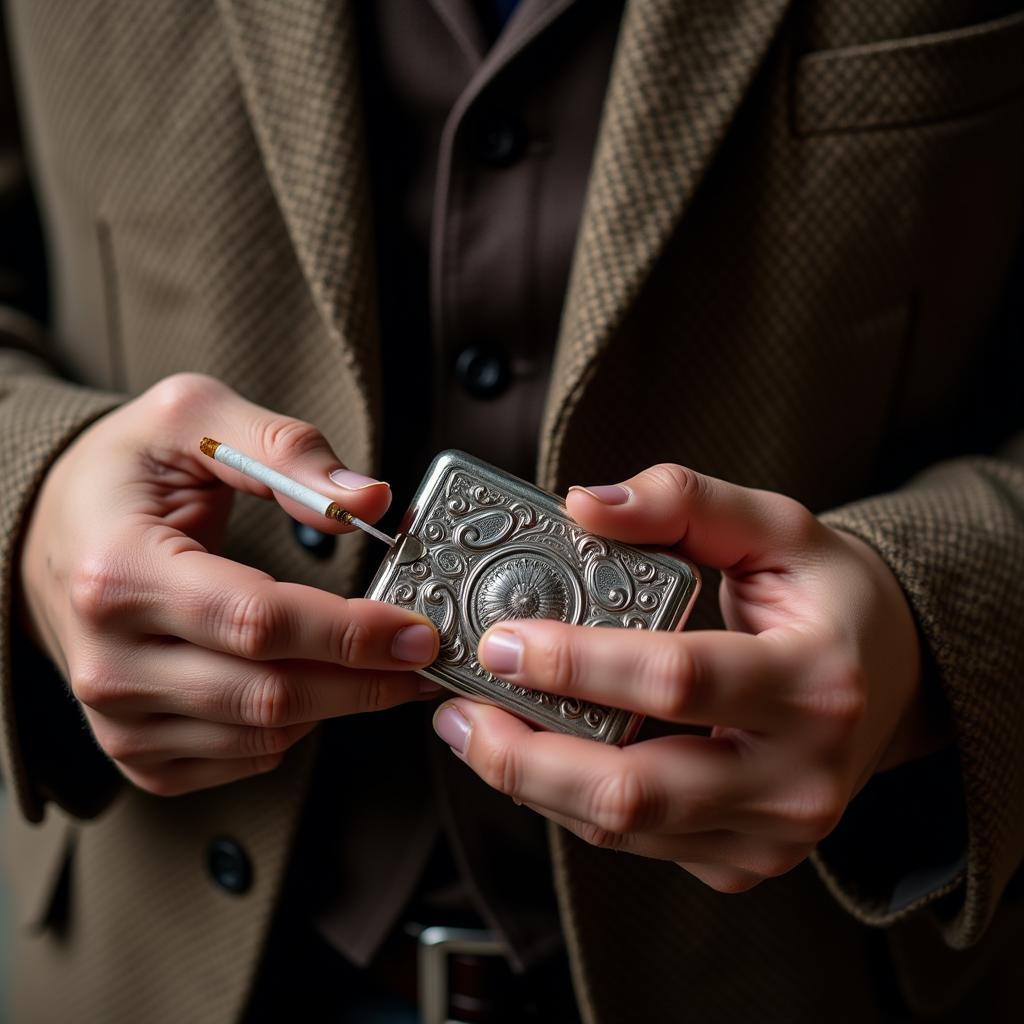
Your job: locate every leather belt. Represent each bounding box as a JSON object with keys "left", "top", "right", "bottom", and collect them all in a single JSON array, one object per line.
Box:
[
  {"left": 365, "top": 922, "right": 579, "bottom": 1024},
  {"left": 239, "top": 910, "right": 580, "bottom": 1023},
  {"left": 412, "top": 924, "right": 508, "bottom": 1024}
]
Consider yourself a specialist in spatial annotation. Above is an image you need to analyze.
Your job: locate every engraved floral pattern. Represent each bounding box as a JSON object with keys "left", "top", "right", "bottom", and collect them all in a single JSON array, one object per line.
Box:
[{"left": 476, "top": 556, "right": 570, "bottom": 629}]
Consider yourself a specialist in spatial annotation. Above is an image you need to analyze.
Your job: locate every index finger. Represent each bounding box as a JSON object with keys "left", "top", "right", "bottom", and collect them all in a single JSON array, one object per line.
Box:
[
  {"left": 476, "top": 620, "right": 802, "bottom": 730},
  {"left": 133, "top": 547, "right": 440, "bottom": 668},
  {"left": 565, "top": 464, "right": 820, "bottom": 573}
]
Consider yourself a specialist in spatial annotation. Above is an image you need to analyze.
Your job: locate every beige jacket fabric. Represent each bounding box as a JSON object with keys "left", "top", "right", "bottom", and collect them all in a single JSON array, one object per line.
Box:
[{"left": 1, "top": 0, "right": 1024, "bottom": 1020}]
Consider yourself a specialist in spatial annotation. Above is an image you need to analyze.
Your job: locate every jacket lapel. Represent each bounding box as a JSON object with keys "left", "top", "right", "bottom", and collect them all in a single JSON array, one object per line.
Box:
[
  {"left": 538, "top": 0, "right": 794, "bottom": 487},
  {"left": 215, "top": 0, "right": 380, "bottom": 423}
]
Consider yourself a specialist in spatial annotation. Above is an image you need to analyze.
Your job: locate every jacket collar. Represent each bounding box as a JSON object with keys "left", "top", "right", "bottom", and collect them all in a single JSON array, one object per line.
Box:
[
  {"left": 215, "top": 0, "right": 381, "bottom": 425},
  {"left": 538, "top": 0, "right": 794, "bottom": 487}
]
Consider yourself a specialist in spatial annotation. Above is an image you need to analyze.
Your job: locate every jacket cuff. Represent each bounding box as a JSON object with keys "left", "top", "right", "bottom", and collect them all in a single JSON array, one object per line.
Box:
[{"left": 812, "top": 746, "right": 967, "bottom": 926}]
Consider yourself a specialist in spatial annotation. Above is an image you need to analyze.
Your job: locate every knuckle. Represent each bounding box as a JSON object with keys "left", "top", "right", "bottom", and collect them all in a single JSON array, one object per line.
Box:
[
  {"left": 589, "top": 770, "right": 649, "bottom": 835},
  {"left": 829, "top": 661, "right": 868, "bottom": 722},
  {"left": 126, "top": 769, "right": 186, "bottom": 798},
  {"left": 359, "top": 673, "right": 394, "bottom": 713},
  {"left": 225, "top": 593, "right": 279, "bottom": 660},
  {"left": 478, "top": 740, "right": 521, "bottom": 801},
  {"left": 148, "top": 372, "right": 223, "bottom": 421},
  {"left": 246, "top": 727, "right": 294, "bottom": 758},
  {"left": 823, "top": 686, "right": 866, "bottom": 737},
  {"left": 546, "top": 638, "right": 581, "bottom": 696},
  {"left": 758, "top": 850, "right": 804, "bottom": 880},
  {"left": 809, "top": 656, "right": 867, "bottom": 737},
  {"left": 243, "top": 670, "right": 298, "bottom": 728},
  {"left": 705, "top": 870, "right": 762, "bottom": 895},
  {"left": 760, "top": 492, "right": 824, "bottom": 556},
  {"left": 68, "top": 558, "right": 131, "bottom": 627},
  {"left": 788, "top": 781, "right": 845, "bottom": 840},
  {"left": 577, "top": 821, "right": 626, "bottom": 851},
  {"left": 258, "top": 416, "right": 324, "bottom": 463},
  {"left": 69, "top": 659, "right": 117, "bottom": 711},
  {"left": 103, "top": 729, "right": 149, "bottom": 765},
  {"left": 780, "top": 498, "right": 823, "bottom": 550},
  {"left": 647, "top": 463, "right": 706, "bottom": 506},
  {"left": 334, "top": 615, "right": 371, "bottom": 667},
  {"left": 86, "top": 718, "right": 117, "bottom": 757},
  {"left": 253, "top": 754, "right": 284, "bottom": 776},
  {"left": 644, "top": 645, "right": 694, "bottom": 721}
]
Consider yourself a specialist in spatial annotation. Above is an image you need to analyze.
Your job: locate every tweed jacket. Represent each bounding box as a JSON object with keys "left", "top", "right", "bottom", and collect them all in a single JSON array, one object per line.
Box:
[{"left": 1, "top": 1, "right": 1023, "bottom": 1021}]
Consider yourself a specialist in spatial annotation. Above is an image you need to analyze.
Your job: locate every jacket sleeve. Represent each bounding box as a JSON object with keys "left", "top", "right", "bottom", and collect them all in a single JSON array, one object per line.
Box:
[
  {"left": 813, "top": 440, "right": 1024, "bottom": 949},
  {"left": 0, "top": 18, "right": 124, "bottom": 824}
]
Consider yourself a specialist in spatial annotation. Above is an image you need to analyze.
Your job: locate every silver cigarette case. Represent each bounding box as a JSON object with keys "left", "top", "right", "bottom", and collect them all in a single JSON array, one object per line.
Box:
[{"left": 366, "top": 451, "right": 700, "bottom": 744}]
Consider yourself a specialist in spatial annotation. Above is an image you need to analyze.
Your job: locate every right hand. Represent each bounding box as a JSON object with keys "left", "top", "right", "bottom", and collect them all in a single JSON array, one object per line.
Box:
[{"left": 17, "top": 373, "right": 440, "bottom": 796}]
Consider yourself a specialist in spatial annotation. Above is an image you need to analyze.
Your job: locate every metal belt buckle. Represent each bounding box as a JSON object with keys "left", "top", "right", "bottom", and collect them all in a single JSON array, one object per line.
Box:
[
  {"left": 366, "top": 450, "right": 701, "bottom": 744},
  {"left": 411, "top": 924, "right": 507, "bottom": 1024}
]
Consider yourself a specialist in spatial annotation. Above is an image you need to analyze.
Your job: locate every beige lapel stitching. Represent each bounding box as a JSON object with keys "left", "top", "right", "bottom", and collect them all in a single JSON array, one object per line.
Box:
[
  {"left": 539, "top": 0, "right": 794, "bottom": 489},
  {"left": 214, "top": 0, "right": 380, "bottom": 430}
]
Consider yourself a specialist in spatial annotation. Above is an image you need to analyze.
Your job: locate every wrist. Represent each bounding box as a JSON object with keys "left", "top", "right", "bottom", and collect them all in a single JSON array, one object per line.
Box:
[{"left": 832, "top": 529, "right": 952, "bottom": 773}]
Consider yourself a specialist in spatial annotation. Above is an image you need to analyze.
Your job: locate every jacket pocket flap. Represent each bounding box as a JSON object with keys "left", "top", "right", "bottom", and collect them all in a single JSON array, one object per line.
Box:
[{"left": 794, "top": 10, "right": 1024, "bottom": 135}]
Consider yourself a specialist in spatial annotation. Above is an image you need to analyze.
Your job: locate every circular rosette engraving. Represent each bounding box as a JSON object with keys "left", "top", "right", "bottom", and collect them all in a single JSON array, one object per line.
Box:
[
  {"left": 466, "top": 549, "right": 582, "bottom": 636},
  {"left": 477, "top": 558, "right": 567, "bottom": 628}
]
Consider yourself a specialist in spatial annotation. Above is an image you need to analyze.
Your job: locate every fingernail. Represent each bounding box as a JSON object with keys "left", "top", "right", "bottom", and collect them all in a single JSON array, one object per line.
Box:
[
  {"left": 417, "top": 679, "right": 443, "bottom": 698},
  {"left": 480, "top": 630, "right": 523, "bottom": 675},
  {"left": 391, "top": 624, "right": 436, "bottom": 663},
  {"left": 569, "top": 485, "right": 629, "bottom": 505},
  {"left": 329, "top": 468, "right": 390, "bottom": 491},
  {"left": 434, "top": 705, "right": 470, "bottom": 754}
]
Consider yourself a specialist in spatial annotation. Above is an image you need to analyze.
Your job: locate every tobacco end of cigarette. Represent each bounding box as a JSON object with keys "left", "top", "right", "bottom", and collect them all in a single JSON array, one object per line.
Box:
[
  {"left": 199, "top": 437, "right": 221, "bottom": 460},
  {"left": 325, "top": 501, "right": 355, "bottom": 525}
]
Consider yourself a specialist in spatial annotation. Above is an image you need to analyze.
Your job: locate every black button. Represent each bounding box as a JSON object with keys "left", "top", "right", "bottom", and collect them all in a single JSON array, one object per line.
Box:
[
  {"left": 292, "top": 519, "right": 336, "bottom": 560},
  {"left": 470, "top": 111, "right": 526, "bottom": 167},
  {"left": 455, "top": 346, "right": 510, "bottom": 399},
  {"left": 206, "top": 837, "right": 252, "bottom": 895}
]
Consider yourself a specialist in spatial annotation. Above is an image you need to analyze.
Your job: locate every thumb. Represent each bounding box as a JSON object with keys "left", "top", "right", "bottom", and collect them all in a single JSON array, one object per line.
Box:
[{"left": 564, "top": 463, "right": 818, "bottom": 572}]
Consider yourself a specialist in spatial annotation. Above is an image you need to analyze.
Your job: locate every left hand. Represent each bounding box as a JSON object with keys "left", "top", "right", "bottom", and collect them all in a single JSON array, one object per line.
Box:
[{"left": 432, "top": 464, "right": 939, "bottom": 893}]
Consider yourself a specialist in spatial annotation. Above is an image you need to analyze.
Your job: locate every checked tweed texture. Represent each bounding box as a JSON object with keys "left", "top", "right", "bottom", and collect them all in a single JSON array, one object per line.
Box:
[{"left": 1, "top": 0, "right": 1023, "bottom": 1021}]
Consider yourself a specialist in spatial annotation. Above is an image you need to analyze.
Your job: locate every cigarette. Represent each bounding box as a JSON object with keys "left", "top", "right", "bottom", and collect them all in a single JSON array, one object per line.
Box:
[{"left": 199, "top": 437, "right": 398, "bottom": 548}]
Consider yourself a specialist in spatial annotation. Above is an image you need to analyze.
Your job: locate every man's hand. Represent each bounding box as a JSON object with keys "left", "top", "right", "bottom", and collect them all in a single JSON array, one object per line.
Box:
[
  {"left": 433, "top": 464, "right": 935, "bottom": 893},
  {"left": 18, "top": 373, "right": 439, "bottom": 796}
]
